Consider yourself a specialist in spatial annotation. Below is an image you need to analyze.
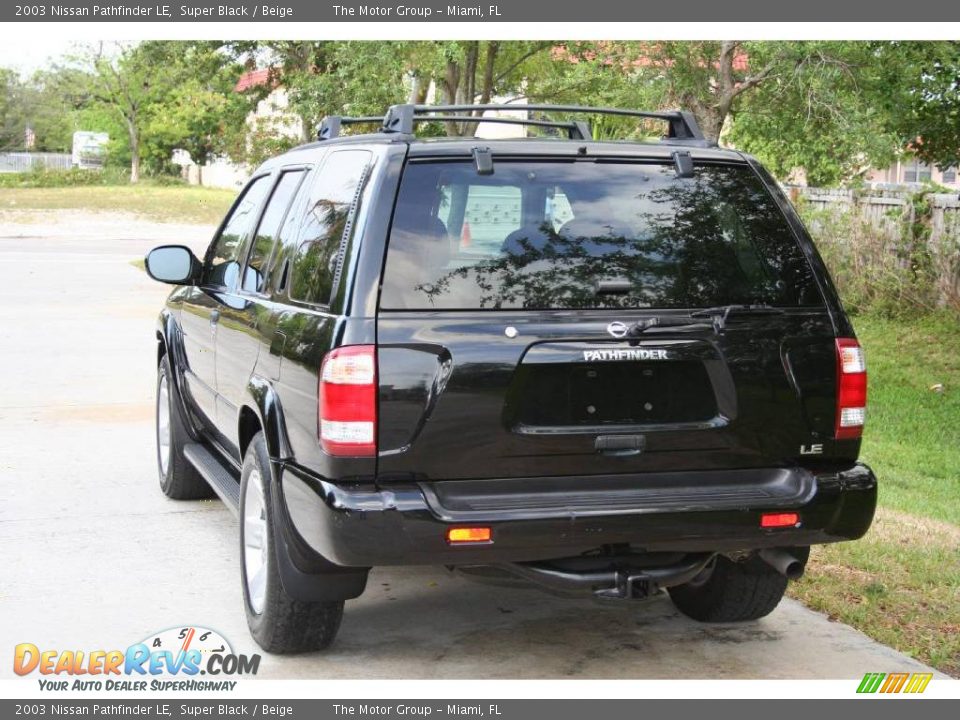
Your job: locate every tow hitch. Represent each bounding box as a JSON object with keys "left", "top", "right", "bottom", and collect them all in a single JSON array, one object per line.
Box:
[{"left": 498, "top": 553, "right": 715, "bottom": 600}]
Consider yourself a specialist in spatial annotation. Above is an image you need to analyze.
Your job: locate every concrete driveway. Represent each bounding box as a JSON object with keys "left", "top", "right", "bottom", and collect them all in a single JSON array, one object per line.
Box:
[{"left": 0, "top": 211, "right": 939, "bottom": 679}]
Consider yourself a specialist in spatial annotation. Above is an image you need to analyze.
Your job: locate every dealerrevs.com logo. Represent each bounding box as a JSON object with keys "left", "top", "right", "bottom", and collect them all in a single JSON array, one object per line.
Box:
[{"left": 13, "top": 626, "right": 260, "bottom": 692}]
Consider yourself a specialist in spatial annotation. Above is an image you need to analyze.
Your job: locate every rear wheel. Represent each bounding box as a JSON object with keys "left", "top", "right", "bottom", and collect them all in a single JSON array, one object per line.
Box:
[
  {"left": 240, "top": 432, "right": 344, "bottom": 653},
  {"left": 668, "top": 554, "right": 788, "bottom": 622},
  {"left": 156, "top": 354, "right": 213, "bottom": 500}
]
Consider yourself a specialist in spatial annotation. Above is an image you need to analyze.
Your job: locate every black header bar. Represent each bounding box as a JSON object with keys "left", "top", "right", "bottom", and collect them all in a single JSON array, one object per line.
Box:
[{"left": 5, "top": 0, "right": 960, "bottom": 22}]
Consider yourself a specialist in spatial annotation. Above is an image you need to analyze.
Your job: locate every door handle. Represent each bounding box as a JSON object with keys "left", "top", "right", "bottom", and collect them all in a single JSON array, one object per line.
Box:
[{"left": 595, "top": 434, "right": 645, "bottom": 457}]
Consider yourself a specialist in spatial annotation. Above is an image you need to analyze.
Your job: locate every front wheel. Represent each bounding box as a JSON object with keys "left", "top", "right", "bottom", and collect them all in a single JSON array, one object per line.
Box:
[
  {"left": 667, "top": 554, "right": 790, "bottom": 622},
  {"left": 240, "top": 432, "right": 344, "bottom": 653}
]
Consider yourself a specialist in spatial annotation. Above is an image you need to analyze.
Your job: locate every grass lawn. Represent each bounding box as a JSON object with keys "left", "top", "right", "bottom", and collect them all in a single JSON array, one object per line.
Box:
[
  {"left": 0, "top": 185, "right": 236, "bottom": 225},
  {"left": 789, "top": 313, "right": 960, "bottom": 676}
]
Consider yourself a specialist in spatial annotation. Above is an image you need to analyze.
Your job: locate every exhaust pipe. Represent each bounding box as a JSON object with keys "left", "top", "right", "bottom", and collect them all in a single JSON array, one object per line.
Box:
[{"left": 759, "top": 548, "right": 805, "bottom": 580}]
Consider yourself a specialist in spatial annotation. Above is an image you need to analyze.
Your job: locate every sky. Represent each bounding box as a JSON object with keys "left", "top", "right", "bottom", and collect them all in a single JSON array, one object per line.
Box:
[{"left": 0, "top": 39, "right": 82, "bottom": 75}]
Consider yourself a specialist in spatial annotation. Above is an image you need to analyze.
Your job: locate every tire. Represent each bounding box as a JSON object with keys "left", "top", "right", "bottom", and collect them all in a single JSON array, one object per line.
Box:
[
  {"left": 667, "top": 554, "right": 789, "bottom": 622},
  {"left": 240, "top": 431, "right": 344, "bottom": 653},
  {"left": 156, "top": 354, "right": 213, "bottom": 500}
]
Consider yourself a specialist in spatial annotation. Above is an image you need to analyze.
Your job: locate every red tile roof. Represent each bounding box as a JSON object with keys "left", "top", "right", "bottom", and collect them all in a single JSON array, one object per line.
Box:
[{"left": 235, "top": 68, "right": 273, "bottom": 93}]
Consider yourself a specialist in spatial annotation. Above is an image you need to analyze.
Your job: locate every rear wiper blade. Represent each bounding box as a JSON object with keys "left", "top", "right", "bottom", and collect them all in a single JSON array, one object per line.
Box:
[
  {"left": 689, "top": 304, "right": 786, "bottom": 331},
  {"left": 626, "top": 315, "right": 713, "bottom": 336},
  {"left": 624, "top": 304, "right": 785, "bottom": 337}
]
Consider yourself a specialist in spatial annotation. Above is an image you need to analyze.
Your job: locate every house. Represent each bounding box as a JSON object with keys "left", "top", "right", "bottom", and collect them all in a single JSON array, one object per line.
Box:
[
  {"left": 177, "top": 68, "right": 304, "bottom": 189},
  {"left": 866, "top": 156, "right": 958, "bottom": 188}
]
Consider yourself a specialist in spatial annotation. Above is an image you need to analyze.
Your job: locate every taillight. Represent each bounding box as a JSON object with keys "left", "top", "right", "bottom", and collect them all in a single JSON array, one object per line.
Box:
[
  {"left": 835, "top": 338, "right": 867, "bottom": 439},
  {"left": 319, "top": 345, "right": 377, "bottom": 457}
]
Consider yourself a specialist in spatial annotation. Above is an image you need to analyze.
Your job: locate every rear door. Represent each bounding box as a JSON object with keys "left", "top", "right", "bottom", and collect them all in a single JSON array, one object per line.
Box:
[
  {"left": 180, "top": 174, "right": 271, "bottom": 426},
  {"left": 214, "top": 167, "right": 309, "bottom": 456},
  {"left": 375, "top": 157, "right": 841, "bottom": 483}
]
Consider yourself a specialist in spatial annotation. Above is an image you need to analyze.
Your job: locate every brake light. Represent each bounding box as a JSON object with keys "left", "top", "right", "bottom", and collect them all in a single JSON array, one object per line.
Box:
[
  {"left": 835, "top": 338, "right": 867, "bottom": 440},
  {"left": 319, "top": 345, "right": 377, "bottom": 457},
  {"left": 760, "top": 512, "right": 800, "bottom": 528}
]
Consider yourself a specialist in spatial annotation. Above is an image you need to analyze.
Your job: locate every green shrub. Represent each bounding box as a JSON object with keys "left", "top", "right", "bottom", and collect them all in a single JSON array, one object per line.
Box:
[
  {"left": 0, "top": 168, "right": 109, "bottom": 188},
  {"left": 796, "top": 190, "right": 959, "bottom": 318},
  {"left": 0, "top": 167, "right": 185, "bottom": 189}
]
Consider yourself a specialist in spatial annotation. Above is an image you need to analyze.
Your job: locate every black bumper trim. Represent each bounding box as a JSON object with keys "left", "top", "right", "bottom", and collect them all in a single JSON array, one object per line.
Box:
[
  {"left": 279, "top": 463, "right": 877, "bottom": 567},
  {"left": 419, "top": 467, "right": 817, "bottom": 521}
]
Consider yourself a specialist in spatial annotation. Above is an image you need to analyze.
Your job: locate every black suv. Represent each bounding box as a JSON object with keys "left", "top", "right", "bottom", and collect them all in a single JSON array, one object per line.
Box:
[{"left": 146, "top": 104, "right": 875, "bottom": 653}]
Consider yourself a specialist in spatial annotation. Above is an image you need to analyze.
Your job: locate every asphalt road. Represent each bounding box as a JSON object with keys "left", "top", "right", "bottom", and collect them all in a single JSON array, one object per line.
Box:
[{"left": 0, "top": 211, "right": 940, "bottom": 679}]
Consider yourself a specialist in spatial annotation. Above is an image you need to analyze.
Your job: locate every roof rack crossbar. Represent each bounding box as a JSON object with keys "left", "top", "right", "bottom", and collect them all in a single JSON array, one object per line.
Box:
[
  {"left": 318, "top": 103, "right": 708, "bottom": 144},
  {"left": 412, "top": 115, "right": 585, "bottom": 132},
  {"left": 405, "top": 103, "right": 705, "bottom": 141}
]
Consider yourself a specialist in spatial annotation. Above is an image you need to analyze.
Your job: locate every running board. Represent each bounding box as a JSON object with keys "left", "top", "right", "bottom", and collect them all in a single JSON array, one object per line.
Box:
[{"left": 183, "top": 443, "right": 240, "bottom": 518}]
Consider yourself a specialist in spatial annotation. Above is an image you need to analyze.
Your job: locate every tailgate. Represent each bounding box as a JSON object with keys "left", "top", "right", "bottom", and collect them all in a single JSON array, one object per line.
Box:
[{"left": 375, "top": 156, "right": 840, "bottom": 482}]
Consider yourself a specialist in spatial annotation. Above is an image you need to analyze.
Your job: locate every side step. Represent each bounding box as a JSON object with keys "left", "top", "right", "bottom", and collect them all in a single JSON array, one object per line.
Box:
[{"left": 184, "top": 443, "right": 240, "bottom": 517}]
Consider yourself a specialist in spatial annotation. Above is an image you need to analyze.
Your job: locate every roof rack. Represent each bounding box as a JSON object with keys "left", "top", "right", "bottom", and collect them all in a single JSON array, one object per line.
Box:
[
  {"left": 316, "top": 103, "right": 710, "bottom": 145},
  {"left": 317, "top": 115, "right": 383, "bottom": 140}
]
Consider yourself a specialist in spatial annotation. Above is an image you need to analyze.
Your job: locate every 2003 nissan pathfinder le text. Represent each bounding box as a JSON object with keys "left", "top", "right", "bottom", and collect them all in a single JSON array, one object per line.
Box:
[{"left": 144, "top": 104, "right": 875, "bottom": 653}]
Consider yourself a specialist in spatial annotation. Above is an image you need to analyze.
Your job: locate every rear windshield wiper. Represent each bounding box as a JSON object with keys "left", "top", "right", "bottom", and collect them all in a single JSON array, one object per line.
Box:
[
  {"left": 689, "top": 304, "right": 786, "bottom": 332},
  {"left": 626, "top": 304, "right": 785, "bottom": 337},
  {"left": 625, "top": 315, "right": 713, "bottom": 336}
]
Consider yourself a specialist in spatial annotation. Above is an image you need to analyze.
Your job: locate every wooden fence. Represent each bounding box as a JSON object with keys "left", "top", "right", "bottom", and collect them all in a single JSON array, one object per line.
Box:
[
  {"left": 786, "top": 186, "right": 960, "bottom": 245},
  {"left": 786, "top": 186, "right": 960, "bottom": 309}
]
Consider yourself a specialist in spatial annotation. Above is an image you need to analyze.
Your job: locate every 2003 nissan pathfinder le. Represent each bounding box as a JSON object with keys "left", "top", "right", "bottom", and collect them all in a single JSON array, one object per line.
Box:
[{"left": 145, "top": 104, "right": 875, "bottom": 653}]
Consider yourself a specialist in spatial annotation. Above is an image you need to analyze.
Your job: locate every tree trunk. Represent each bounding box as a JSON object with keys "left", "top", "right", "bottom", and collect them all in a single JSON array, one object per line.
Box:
[
  {"left": 465, "top": 42, "right": 499, "bottom": 138},
  {"left": 699, "top": 107, "right": 726, "bottom": 144},
  {"left": 442, "top": 59, "right": 462, "bottom": 136},
  {"left": 127, "top": 120, "right": 140, "bottom": 184}
]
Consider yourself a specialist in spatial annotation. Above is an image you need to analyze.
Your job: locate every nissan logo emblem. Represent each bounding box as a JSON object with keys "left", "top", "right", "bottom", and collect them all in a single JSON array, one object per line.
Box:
[{"left": 607, "top": 321, "right": 628, "bottom": 339}]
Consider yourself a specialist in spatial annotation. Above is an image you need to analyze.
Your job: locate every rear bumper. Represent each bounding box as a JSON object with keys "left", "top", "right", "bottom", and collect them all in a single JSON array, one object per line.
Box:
[{"left": 279, "top": 463, "right": 877, "bottom": 567}]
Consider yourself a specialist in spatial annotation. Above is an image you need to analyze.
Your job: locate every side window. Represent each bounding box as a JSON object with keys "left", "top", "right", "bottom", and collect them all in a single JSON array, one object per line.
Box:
[
  {"left": 242, "top": 169, "right": 306, "bottom": 293},
  {"left": 204, "top": 175, "right": 271, "bottom": 289},
  {"left": 290, "top": 150, "right": 371, "bottom": 306}
]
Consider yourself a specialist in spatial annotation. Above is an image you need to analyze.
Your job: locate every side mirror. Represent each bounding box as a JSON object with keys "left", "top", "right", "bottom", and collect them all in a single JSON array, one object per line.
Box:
[{"left": 144, "top": 245, "right": 200, "bottom": 285}]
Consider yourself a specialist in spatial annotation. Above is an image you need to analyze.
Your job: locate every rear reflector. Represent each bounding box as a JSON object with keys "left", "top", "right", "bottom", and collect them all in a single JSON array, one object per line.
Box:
[
  {"left": 835, "top": 338, "right": 867, "bottom": 440},
  {"left": 760, "top": 512, "right": 800, "bottom": 529},
  {"left": 319, "top": 345, "right": 377, "bottom": 457},
  {"left": 446, "top": 527, "right": 492, "bottom": 544}
]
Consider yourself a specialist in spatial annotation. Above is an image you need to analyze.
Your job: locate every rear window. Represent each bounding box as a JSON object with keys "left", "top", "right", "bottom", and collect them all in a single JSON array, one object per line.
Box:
[{"left": 380, "top": 160, "right": 821, "bottom": 310}]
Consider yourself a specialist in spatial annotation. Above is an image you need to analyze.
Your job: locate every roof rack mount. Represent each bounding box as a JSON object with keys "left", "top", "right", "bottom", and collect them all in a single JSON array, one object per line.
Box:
[{"left": 316, "top": 103, "right": 711, "bottom": 146}]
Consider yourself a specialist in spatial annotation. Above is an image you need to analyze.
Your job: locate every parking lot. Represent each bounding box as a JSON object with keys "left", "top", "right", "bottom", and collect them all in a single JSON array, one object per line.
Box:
[{"left": 0, "top": 210, "right": 941, "bottom": 679}]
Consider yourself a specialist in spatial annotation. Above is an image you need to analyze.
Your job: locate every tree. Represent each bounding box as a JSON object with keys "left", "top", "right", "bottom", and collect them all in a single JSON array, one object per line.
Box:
[
  {"left": 79, "top": 41, "right": 252, "bottom": 182},
  {"left": 139, "top": 42, "right": 251, "bottom": 182},
  {"left": 881, "top": 41, "right": 960, "bottom": 171},
  {"left": 82, "top": 42, "right": 160, "bottom": 182},
  {"left": 728, "top": 42, "right": 903, "bottom": 186},
  {"left": 229, "top": 41, "right": 554, "bottom": 141},
  {"left": 0, "top": 68, "right": 27, "bottom": 151},
  {"left": 540, "top": 42, "right": 906, "bottom": 186},
  {"left": 406, "top": 41, "right": 552, "bottom": 136},
  {"left": 225, "top": 41, "right": 410, "bottom": 143}
]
